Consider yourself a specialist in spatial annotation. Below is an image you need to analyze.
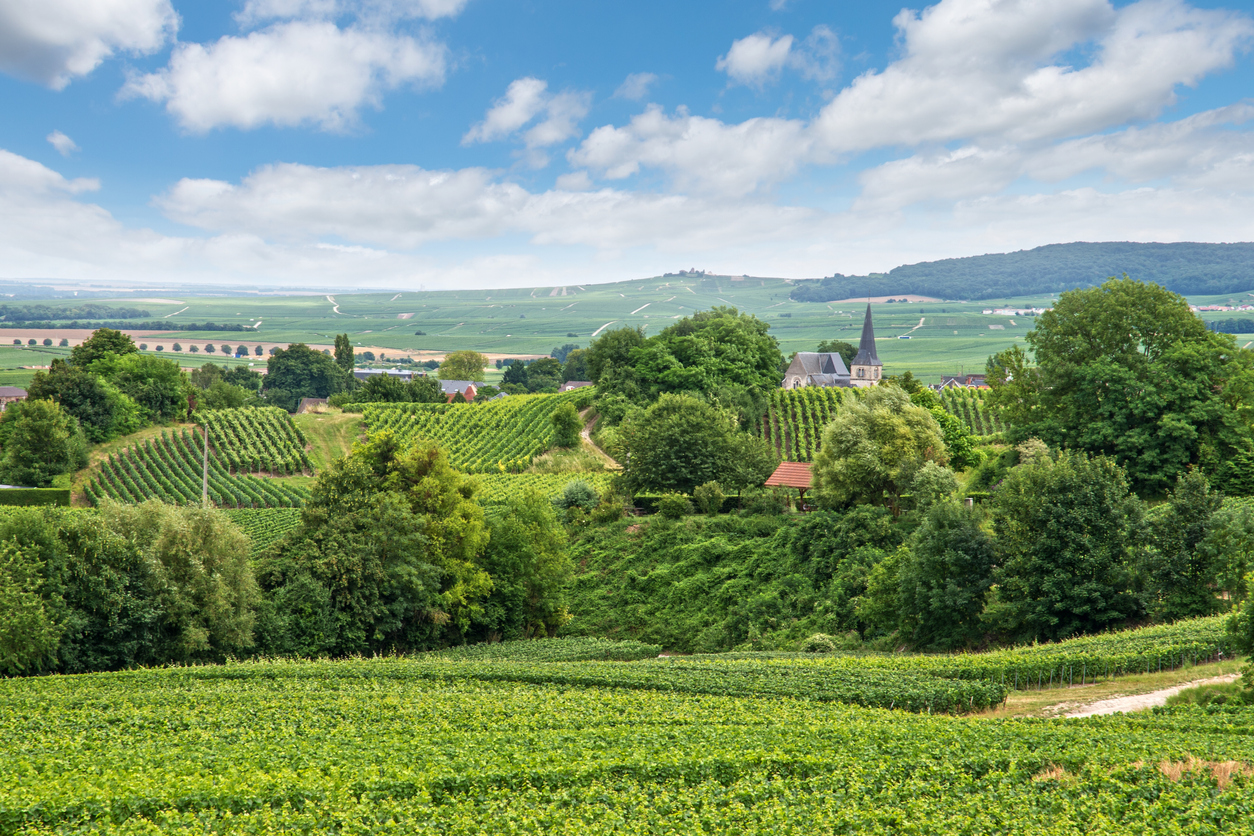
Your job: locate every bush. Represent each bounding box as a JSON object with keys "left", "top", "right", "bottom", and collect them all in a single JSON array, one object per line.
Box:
[
  {"left": 551, "top": 402, "right": 582, "bottom": 448},
  {"left": 801, "top": 633, "right": 836, "bottom": 653},
  {"left": 0, "top": 489, "right": 71, "bottom": 507},
  {"left": 740, "top": 487, "right": 786, "bottom": 516},
  {"left": 656, "top": 493, "right": 693, "bottom": 519},
  {"left": 554, "top": 480, "right": 600, "bottom": 521},
  {"left": 693, "top": 481, "right": 725, "bottom": 515}
]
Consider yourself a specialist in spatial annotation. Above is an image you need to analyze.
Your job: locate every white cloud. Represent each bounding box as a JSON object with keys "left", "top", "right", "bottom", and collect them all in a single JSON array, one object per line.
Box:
[
  {"left": 716, "top": 32, "right": 794, "bottom": 87},
  {"left": 122, "top": 21, "right": 446, "bottom": 132},
  {"left": 0, "top": 0, "right": 178, "bottom": 89},
  {"left": 569, "top": 105, "right": 811, "bottom": 197},
  {"left": 615, "top": 72, "right": 658, "bottom": 100},
  {"left": 46, "top": 130, "right": 80, "bottom": 157},
  {"left": 463, "top": 78, "right": 591, "bottom": 149},
  {"left": 235, "top": 0, "right": 470, "bottom": 27}
]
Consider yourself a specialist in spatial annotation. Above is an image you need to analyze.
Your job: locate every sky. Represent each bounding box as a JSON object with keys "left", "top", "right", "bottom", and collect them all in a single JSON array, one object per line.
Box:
[{"left": 2, "top": 0, "right": 1254, "bottom": 291}]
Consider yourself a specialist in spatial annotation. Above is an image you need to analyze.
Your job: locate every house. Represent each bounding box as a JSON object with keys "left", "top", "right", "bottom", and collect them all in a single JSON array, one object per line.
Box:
[
  {"left": 353, "top": 368, "right": 413, "bottom": 382},
  {"left": 0, "top": 387, "right": 27, "bottom": 412},
  {"left": 937, "top": 374, "right": 987, "bottom": 389},
  {"left": 438, "top": 380, "right": 477, "bottom": 402},
  {"left": 780, "top": 303, "right": 882, "bottom": 389},
  {"left": 559, "top": 381, "right": 593, "bottom": 392}
]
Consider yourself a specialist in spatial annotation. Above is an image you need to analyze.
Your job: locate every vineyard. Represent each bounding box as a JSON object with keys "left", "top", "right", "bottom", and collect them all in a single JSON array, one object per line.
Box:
[
  {"left": 469, "top": 472, "right": 615, "bottom": 504},
  {"left": 363, "top": 392, "right": 586, "bottom": 473},
  {"left": 222, "top": 507, "right": 303, "bottom": 552},
  {"left": 85, "top": 429, "right": 309, "bottom": 509},
  {"left": 939, "top": 386, "right": 1006, "bottom": 435},
  {"left": 6, "top": 642, "right": 1254, "bottom": 834},
  {"left": 199, "top": 407, "right": 313, "bottom": 474},
  {"left": 755, "top": 387, "right": 849, "bottom": 462}
]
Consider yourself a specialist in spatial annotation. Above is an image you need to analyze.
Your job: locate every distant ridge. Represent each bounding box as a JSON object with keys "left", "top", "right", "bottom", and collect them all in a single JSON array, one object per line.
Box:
[{"left": 791, "top": 242, "right": 1254, "bottom": 302}]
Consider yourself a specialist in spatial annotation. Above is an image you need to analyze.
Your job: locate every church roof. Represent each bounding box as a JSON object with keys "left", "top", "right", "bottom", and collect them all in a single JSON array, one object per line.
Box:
[
  {"left": 852, "top": 304, "right": 881, "bottom": 367},
  {"left": 790, "top": 351, "right": 849, "bottom": 378}
]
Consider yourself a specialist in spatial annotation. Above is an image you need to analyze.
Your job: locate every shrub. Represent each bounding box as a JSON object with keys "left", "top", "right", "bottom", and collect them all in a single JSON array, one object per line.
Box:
[
  {"left": 554, "top": 480, "right": 600, "bottom": 521},
  {"left": 801, "top": 633, "right": 836, "bottom": 653},
  {"left": 656, "top": 493, "right": 693, "bottom": 519},
  {"left": 551, "top": 402, "right": 582, "bottom": 448},
  {"left": 693, "top": 481, "right": 725, "bottom": 515},
  {"left": 740, "top": 487, "right": 786, "bottom": 516}
]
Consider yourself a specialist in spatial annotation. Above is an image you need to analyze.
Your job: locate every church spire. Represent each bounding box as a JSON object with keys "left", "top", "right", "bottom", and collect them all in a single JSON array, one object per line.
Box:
[{"left": 852, "top": 303, "right": 880, "bottom": 367}]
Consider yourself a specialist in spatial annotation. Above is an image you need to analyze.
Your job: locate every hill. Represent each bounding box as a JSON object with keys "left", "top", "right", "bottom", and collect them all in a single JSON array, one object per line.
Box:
[{"left": 790, "top": 242, "right": 1254, "bottom": 302}]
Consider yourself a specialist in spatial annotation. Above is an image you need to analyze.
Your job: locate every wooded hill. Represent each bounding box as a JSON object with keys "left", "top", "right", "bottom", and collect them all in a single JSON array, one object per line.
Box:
[{"left": 791, "top": 242, "right": 1254, "bottom": 302}]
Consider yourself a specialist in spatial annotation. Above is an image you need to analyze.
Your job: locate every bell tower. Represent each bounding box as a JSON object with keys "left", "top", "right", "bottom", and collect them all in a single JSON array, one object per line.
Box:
[{"left": 849, "top": 303, "right": 882, "bottom": 387}]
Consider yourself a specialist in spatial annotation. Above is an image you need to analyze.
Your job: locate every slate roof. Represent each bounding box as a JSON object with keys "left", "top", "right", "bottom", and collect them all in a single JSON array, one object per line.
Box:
[
  {"left": 438, "top": 380, "right": 477, "bottom": 394},
  {"left": 0, "top": 387, "right": 26, "bottom": 398},
  {"left": 851, "top": 304, "right": 881, "bottom": 367}
]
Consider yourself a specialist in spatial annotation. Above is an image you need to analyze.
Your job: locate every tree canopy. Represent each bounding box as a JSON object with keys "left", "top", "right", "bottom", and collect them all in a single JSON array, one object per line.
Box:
[
  {"left": 0, "top": 399, "right": 88, "bottom": 487},
  {"left": 438, "top": 350, "right": 488, "bottom": 382},
  {"left": 263, "top": 343, "right": 345, "bottom": 411}
]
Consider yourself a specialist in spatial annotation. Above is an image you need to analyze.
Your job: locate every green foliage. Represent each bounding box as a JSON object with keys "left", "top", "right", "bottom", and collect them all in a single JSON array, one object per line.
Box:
[
  {"left": 199, "top": 407, "right": 312, "bottom": 475},
  {"left": 438, "top": 350, "right": 488, "bottom": 382},
  {"left": 562, "top": 347, "right": 589, "bottom": 382},
  {"left": 26, "top": 360, "right": 143, "bottom": 442},
  {"left": 434, "top": 636, "right": 660, "bottom": 661},
  {"left": 471, "top": 473, "right": 613, "bottom": 507},
  {"left": 333, "top": 334, "right": 354, "bottom": 373},
  {"left": 756, "top": 386, "right": 847, "bottom": 462},
  {"left": 987, "top": 451, "right": 1143, "bottom": 643},
  {"left": 790, "top": 241, "right": 1254, "bottom": 301},
  {"left": 811, "top": 386, "right": 948, "bottom": 511},
  {"left": 86, "top": 428, "right": 308, "bottom": 509},
  {"left": 362, "top": 392, "right": 587, "bottom": 473},
  {"left": 550, "top": 401, "right": 582, "bottom": 448},
  {"left": 552, "top": 479, "right": 600, "bottom": 517},
  {"left": 264, "top": 343, "right": 344, "bottom": 409},
  {"left": 0, "top": 542, "right": 62, "bottom": 674},
  {"left": 196, "top": 379, "right": 257, "bottom": 410},
  {"left": 1142, "top": 470, "right": 1225, "bottom": 621},
  {"left": 907, "top": 461, "right": 959, "bottom": 512},
  {"left": 90, "top": 352, "right": 188, "bottom": 424},
  {"left": 0, "top": 489, "right": 70, "bottom": 507},
  {"left": 477, "top": 490, "right": 573, "bottom": 639},
  {"left": 621, "top": 394, "right": 777, "bottom": 495},
  {"left": 656, "top": 492, "right": 693, "bottom": 519},
  {"left": 69, "top": 327, "right": 137, "bottom": 366},
  {"left": 693, "top": 480, "right": 725, "bottom": 515},
  {"left": 0, "top": 399, "right": 87, "bottom": 487}
]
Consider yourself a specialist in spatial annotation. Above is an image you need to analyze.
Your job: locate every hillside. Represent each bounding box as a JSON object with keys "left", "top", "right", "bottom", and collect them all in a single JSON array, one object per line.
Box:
[{"left": 790, "top": 242, "right": 1254, "bottom": 302}]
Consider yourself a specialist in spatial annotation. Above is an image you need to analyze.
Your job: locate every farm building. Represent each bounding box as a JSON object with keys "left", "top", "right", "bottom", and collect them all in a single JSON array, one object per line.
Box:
[
  {"left": 781, "top": 303, "right": 882, "bottom": 389},
  {"left": 439, "top": 380, "right": 477, "bottom": 402},
  {"left": 559, "top": 381, "right": 593, "bottom": 392},
  {"left": 0, "top": 387, "right": 27, "bottom": 412},
  {"left": 936, "top": 373, "right": 988, "bottom": 389}
]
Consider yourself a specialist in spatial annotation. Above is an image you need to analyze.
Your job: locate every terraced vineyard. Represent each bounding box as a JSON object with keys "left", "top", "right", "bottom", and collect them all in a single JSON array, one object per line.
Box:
[
  {"left": 940, "top": 386, "right": 1006, "bottom": 435},
  {"left": 755, "top": 387, "right": 848, "bottom": 462},
  {"left": 200, "top": 407, "right": 313, "bottom": 475},
  {"left": 222, "top": 507, "right": 303, "bottom": 552},
  {"left": 85, "top": 429, "right": 308, "bottom": 509},
  {"left": 363, "top": 392, "right": 587, "bottom": 473},
  {"left": 469, "top": 472, "right": 615, "bottom": 505}
]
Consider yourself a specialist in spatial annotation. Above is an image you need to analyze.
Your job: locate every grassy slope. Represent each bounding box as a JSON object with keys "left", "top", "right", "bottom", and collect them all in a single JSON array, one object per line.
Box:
[{"left": 293, "top": 411, "right": 364, "bottom": 472}]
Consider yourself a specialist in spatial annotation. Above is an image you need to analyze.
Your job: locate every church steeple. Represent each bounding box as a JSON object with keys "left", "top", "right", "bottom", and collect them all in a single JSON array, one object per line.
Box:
[{"left": 850, "top": 303, "right": 882, "bottom": 387}]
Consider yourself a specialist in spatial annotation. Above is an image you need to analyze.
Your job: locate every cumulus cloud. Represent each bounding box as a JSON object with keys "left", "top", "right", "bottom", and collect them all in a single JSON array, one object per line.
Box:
[
  {"left": 716, "top": 32, "right": 794, "bottom": 87},
  {"left": 463, "top": 78, "right": 591, "bottom": 149},
  {"left": 0, "top": 0, "right": 178, "bottom": 89},
  {"left": 46, "top": 130, "right": 79, "bottom": 157},
  {"left": 122, "top": 21, "right": 446, "bottom": 132},
  {"left": 615, "top": 72, "right": 658, "bottom": 100}
]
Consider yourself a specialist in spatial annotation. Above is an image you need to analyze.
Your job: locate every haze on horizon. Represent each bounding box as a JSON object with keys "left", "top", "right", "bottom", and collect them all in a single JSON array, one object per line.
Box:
[{"left": 2, "top": 0, "right": 1254, "bottom": 292}]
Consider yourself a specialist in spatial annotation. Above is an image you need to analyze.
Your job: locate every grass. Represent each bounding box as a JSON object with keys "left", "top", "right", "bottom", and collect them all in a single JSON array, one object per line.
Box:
[
  {"left": 982, "top": 659, "right": 1245, "bottom": 718},
  {"left": 292, "top": 411, "right": 365, "bottom": 472},
  {"left": 527, "top": 446, "right": 612, "bottom": 474}
]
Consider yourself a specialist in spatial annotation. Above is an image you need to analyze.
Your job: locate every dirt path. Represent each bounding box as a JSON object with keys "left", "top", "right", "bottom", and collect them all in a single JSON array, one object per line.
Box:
[
  {"left": 579, "top": 409, "right": 619, "bottom": 470},
  {"left": 1064, "top": 674, "right": 1240, "bottom": 718}
]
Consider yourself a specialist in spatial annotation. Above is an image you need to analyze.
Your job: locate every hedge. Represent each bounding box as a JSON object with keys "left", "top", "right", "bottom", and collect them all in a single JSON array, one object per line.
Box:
[{"left": 0, "top": 488, "right": 71, "bottom": 507}]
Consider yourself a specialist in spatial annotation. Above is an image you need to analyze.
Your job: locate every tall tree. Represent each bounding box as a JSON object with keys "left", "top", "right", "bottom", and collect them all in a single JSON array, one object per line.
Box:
[
  {"left": 0, "top": 399, "right": 88, "bottom": 487},
  {"left": 333, "top": 334, "right": 354, "bottom": 374},
  {"left": 70, "top": 328, "right": 137, "bottom": 366},
  {"left": 263, "top": 343, "right": 344, "bottom": 410},
  {"left": 438, "top": 350, "right": 488, "bottom": 382}
]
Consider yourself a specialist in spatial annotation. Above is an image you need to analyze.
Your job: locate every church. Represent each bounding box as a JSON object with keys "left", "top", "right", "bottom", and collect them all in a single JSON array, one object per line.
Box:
[{"left": 781, "top": 303, "right": 882, "bottom": 389}]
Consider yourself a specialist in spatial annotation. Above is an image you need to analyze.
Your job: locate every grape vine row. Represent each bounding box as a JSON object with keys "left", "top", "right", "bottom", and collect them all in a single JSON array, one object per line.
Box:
[
  {"left": 199, "top": 407, "right": 313, "bottom": 475},
  {"left": 754, "top": 387, "right": 848, "bottom": 462},
  {"left": 939, "top": 387, "right": 1005, "bottom": 435}
]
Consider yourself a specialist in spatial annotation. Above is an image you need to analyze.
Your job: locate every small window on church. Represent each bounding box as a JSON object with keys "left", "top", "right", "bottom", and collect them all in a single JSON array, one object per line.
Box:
[{"left": 857, "top": 368, "right": 864, "bottom": 378}]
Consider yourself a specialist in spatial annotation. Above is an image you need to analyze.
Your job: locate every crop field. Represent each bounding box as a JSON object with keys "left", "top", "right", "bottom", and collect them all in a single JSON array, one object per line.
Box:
[
  {"left": 222, "top": 507, "right": 303, "bottom": 552},
  {"left": 200, "top": 407, "right": 313, "bottom": 475},
  {"left": 362, "top": 392, "right": 586, "bottom": 473},
  {"left": 4, "top": 621, "right": 1253, "bottom": 835},
  {"left": 755, "top": 387, "right": 849, "bottom": 462},
  {"left": 85, "top": 429, "right": 309, "bottom": 508}
]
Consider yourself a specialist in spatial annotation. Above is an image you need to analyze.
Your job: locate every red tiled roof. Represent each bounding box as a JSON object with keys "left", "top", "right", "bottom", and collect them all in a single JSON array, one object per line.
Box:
[{"left": 764, "top": 461, "right": 812, "bottom": 489}]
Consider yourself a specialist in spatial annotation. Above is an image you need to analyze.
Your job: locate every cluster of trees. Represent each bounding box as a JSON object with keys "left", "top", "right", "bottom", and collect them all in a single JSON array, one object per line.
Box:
[
  {"left": 0, "top": 304, "right": 151, "bottom": 321},
  {"left": 0, "top": 436, "right": 576, "bottom": 674},
  {"left": 790, "top": 242, "right": 1254, "bottom": 302}
]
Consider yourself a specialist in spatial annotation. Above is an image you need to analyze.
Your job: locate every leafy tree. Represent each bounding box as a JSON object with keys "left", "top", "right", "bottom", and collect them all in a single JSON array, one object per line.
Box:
[
  {"left": 816, "top": 339, "right": 856, "bottom": 368},
  {"left": 987, "top": 277, "right": 1254, "bottom": 495},
  {"left": 0, "top": 542, "right": 63, "bottom": 675},
  {"left": 264, "top": 343, "right": 344, "bottom": 409},
  {"left": 69, "top": 328, "right": 137, "bottom": 366},
  {"left": 526, "top": 357, "right": 563, "bottom": 392},
  {"left": 477, "top": 490, "right": 572, "bottom": 639},
  {"left": 224, "top": 366, "right": 262, "bottom": 392},
  {"left": 551, "top": 402, "right": 582, "bottom": 448},
  {"left": 621, "top": 394, "right": 777, "bottom": 495},
  {"left": 438, "top": 350, "right": 488, "bottom": 382},
  {"left": 693, "top": 481, "right": 725, "bottom": 515},
  {"left": 172, "top": 342, "right": 182, "bottom": 352},
  {"left": 562, "top": 348, "right": 589, "bottom": 382},
  {"left": 985, "top": 451, "right": 1143, "bottom": 642},
  {"left": 254, "top": 345, "right": 263, "bottom": 357},
  {"left": 906, "top": 385, "right": 978, "bottom": 470},
  {"left": 90, "top": 353, "right": 188, "bottom": 424},
  {"left": 257, "top": 433, "right": 491, "bottom": 655},
  {"left": 58, "top": 338, "right": 69, "bottom": 347},
  {"left": 811, "top": 386, "right": 948, "bottom": 512},
  {"left": 26, "top": 360, "right": 138, "bottom": 442},
  {"left": 42, "top": 338, "right": 52, "bottom": 347},
  {"left": 897, "top": 502, "right": 996, "bottom": 650},
  {"left": 631, "top": 307, "right": 783, "bottom": 399},
  {"left": 189, "top": 345, "right": 199, "bottom": 353},
  {"left": 333, "top": 334, "right": 354, "bottom": 373},
  {"left": 204, "top": 344, "right": 215, "bottom": 354},
  {"left": 0, "top": 399, "right": 88, "bottom": 487},
  {"left": 585, "top": 326, "right": 645, "bottom": 396},
  {"left": 196, "top": 380, "right": 257, "bottom": 411},
  {"left": 550, "top": 343, "right": 579, "bottom": 363},
  {"left": 1141, "top": 470, "right": 1225, "bottom": 620}
]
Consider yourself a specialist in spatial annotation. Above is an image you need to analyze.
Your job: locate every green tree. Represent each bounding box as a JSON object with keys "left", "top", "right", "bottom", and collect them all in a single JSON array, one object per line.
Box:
[
  {"left": 630, "top": 307, "right": 784, "bottom": 399},
  {"left": 69, "top": 328, "right": 137, "bottom": 366},
  {"left": 1142, "top": 470, "right": 1225, "bottom": 620},
  {"left": 438, "top": 350, "right": 488, "bottom": 382},
  {"left": 333, "top": 334, "right": 354, "bottom": 373},
  {"left": 196, "top": 380, "right": 257, "bottom": 411},
  {"left": 562, "top": 348, "right": 590, "bottom": 382},
  {"left": 585, "top": 326, "right": 646, "bottom": 398},
  {"left": 477, "top": 490, "right": 572, "bottom": 639},
  {"left": 264, "top": 343, "right": 344, "bottom": 409},
  {"left": 258, "top": 433, "right": 491, "bottom": 655},
  {"left": 551, "top": 402, "right": 582, "bottom": 448},
  {"left": 986, "top": 451, "right": 1143, "bottom": 642},
  {"left": 526, "top": 357, "right": 563, "bottom": 392},
  {"left": 897, "top": 502, "right": 996, "bottom": 650},
  {"left": 0, "top": 542, "right": 63, "bottom": 675},
  {"left": 621, "top": 394, "right": 777, "bottom": 495},
  {"left": 0, "top": 399, "right": 88, "bottom": 487},
  {"left": 987, "top": 277, "right": 1254, "bottom": 494},
  {"left": 811, "top": 386, "right": 949, "bottom": 512},
  {"left": 27, "top": 360, "right": 127, "bottom": 441},
  {"left": 816, "top": 339, "right": 857, "bottom": 369},
  {"left": 90, "top": 353, "right": 188, "bottom": 424}
]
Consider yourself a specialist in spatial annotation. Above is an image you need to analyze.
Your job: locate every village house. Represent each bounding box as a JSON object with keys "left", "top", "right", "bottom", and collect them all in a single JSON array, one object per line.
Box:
[{"left": 0, "top": 387, "right": 27, "bottom": 412}]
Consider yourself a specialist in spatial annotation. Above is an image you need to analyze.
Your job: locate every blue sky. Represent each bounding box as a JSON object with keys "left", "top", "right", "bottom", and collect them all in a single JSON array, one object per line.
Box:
[{"left": 2, "top": 0, "right": 1253, "bottom": 290}]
